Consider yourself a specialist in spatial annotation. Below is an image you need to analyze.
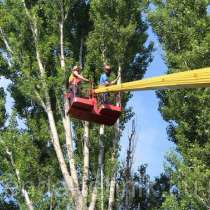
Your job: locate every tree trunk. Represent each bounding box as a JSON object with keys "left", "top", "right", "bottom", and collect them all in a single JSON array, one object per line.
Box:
[
  {"left": 0, "top": 27, "right": 13, "bottom": 55},
  {"left": 59, "top": 18, "right": 80, "bottom": 192},
  {"left": 47, "top": 109, "right": 78, "bottom": 197},
  {"left": 82, "top": 121, "right": 90, "bottom": 205},
  {"left": 6, "top": 149, "right": 34, "bottom": 210},
  {"left": 79, "top": 38, "right": 84, "bottom": 69},
  {"left": 89, "top": 125, "right": 105, "bottom": 210},
  {"left": 21, "top": 188, "right": 34, "bottom": 210},
  {"left": 100, "top": 125, "right": 104, "bottom": 210},
  {"left": 60, "top": 21, "right": 65, "bottom": 72},
  {"left": 108, "top": 175, "right": 116, "bottom": 210},
  {"left": 23, "top": 8, "right": 80, "bottom": 206},
  {"left": 108, "top": 64, "right": 122, "bottom": 210},
  {"left": 125, "top": 120, "right": 136, "bottom": 209}
]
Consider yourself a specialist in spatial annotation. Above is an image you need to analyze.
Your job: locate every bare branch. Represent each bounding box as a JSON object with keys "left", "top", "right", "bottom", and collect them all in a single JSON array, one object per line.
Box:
[
  {"left": 6, "top": 148, "right": 34, "bottom": 210},
  {"left": 34, "top": 90, "right": 47, "bottom": 111},
  {"left": 0, "top": 27, "right": 13, "bottom": 55},
  {"left": 123, "top": 119, "right": 137, "bottom": 209},
  {"left": 108, "top": 64, "right": 122, "bottom": 210}
]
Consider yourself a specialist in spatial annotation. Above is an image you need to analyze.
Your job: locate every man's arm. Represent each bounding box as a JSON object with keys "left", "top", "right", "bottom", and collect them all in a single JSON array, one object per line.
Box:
[
  {"left": 104, "top": 81, "right": 110, "bottom": 86},
  {"left": 74, "top": 71, "right": 89, "bottom": 82},
  {"left": 110, "top": 74, "right": 120, "bottom": 85}
]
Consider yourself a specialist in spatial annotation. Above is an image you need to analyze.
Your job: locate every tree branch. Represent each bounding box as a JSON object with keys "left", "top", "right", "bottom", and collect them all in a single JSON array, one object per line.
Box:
[
  {"left": 59, "top": 15, "right": 80, "bottom": 193},
  {"left": 0, "top": 27, "right": 13, "bottom": 67},
  {"left": 6, "top": 148, "right": 34, "bottom": 210},
  {"left": 82, "top": 121, "right": 90, "bottom": 205},
  {"left": 0, "top": 27, "right": 13, "bottom": 55},
  {"left": 34, "top": 90, "right": 47, "bottom": 111},
  {"left": 108, "top": 64, "right": 122, "bottom": 210},
  {"left": 108, "top": 175, "right": 116, "bottom": 210}
]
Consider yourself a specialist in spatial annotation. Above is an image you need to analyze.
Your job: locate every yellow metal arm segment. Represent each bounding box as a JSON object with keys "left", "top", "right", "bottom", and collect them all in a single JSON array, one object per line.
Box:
[{"left": 94, "top": 67, "right": 210, "bottom": 94}]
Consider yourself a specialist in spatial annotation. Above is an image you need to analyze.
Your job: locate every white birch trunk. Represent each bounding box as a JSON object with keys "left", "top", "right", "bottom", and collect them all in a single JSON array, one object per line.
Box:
[
  {"left": 108, "top": 64, "right": 122, "bottom": 210},
  {"left": 0, "top": 27, "right": 13, "bottom": 55},
  {"left": 6, "top": 149, "right": 34, "bottom": 210},
  {"left": 60, "top": 21, "right": 65, "bottom": 72},
  {"left": 79, "top": 38, "right": 84, "bottom": 69},
  {"left": 108, "top": 175, "right": 116, "bottom": 210},
  {"left": 100, "top": 125, "right": 104, "bottom": 210},
  {"left": 0, "top": 27, "right": 13, "bottom": 67},
  {"left": 47, "top": 110, "right": 78, "bottom": 197},
  {"left": 82, "top": 121, "right": 90, "bottom": 205},
  {"left": 21, "top": 3, "right": 83, "bottom": 207},
  {"left": 100, "top": 162, "right": 104, "bottom": 210},
  {"left": 89, "top": 125, "right": 105, "bottom": 210},
  {"left": 21, "top": 188, "right": 34, "bottom": 210},
  {"left": 59, "top": 18, "right": 80, "bottom": 191},
  {"left": 79, "top": 31, "right": 90, "bottom": 206}
]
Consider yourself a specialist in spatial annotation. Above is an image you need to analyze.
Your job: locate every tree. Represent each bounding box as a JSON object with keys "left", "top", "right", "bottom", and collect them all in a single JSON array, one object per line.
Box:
[
  {"left": 85, "top": 1, "right": 153, "bottom": 209},
  {"left": 0, "top": 0, "right": 152, "bottom": 209},
  {"left": 149, "top": 0, "right": 210, "bottom": 209}
]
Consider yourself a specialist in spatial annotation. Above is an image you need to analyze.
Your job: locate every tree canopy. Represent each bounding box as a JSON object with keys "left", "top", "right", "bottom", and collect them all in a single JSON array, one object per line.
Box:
[
  {"left": 149, "top": 0, "right": 210, "bottom": 209},
  {"left": 0, "top": 0, "right": 153, "bottom": 209}
]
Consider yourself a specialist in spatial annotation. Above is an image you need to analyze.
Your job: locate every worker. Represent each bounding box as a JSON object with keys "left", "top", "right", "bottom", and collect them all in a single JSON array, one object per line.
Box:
[
  {"left": 69, "top": 65, "right": 89, "bottom": 97},
  {"left": 99, "top": 64, "right": 119, "bottom": 103}
]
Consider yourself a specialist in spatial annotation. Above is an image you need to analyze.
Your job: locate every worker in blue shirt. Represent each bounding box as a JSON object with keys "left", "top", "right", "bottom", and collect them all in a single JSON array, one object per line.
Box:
[{"left": 99, "top": 64, "right": 119, "bottom": 103}]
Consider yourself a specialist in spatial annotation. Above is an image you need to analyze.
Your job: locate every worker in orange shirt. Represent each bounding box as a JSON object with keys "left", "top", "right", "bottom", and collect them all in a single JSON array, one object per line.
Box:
[{"left": 68, "top": 65, "right": 89, "bottom": 98}]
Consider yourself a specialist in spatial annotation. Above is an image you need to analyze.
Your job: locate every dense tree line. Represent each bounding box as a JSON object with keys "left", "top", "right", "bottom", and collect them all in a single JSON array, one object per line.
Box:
[
  {"left": 0, "top": 0, "right": 152, "bottom": 209},
  {"left": 149, "top": 0, "right": 210, "bottom": 209}
]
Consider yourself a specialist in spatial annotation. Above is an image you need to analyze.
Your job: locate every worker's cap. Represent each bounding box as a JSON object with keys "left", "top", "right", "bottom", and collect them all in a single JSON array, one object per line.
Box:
[
  {"left": 72, "top": 65, "right": 80, "bottom": 71},
  {"left": 103, "top": 64, "right": 111, "bottom": 71}
]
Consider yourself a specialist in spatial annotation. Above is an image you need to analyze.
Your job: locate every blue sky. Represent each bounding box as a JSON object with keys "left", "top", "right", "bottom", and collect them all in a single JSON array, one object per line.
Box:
[{"left": 120, "top": 26, "right": 175, "bottom": 178}]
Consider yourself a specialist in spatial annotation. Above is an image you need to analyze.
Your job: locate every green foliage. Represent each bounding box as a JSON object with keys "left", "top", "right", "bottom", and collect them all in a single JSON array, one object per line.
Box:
[
  {"left": 0, "top": 111, "right": 68, "bottom": 209},
  {"left": 86, "top": 0, "right": 153, "bottom": 82},
  {"left": 149, "top": 0, "right": 210, "bottom": 209},
  {"left": 162, "top": 151, "right": 210, "bottom": 209},
  {"left": 0, "top": 0, "right": 152, "bottom": 208},
  {"left": 77, "top": 1, "right": 153, "bottom": 208}
]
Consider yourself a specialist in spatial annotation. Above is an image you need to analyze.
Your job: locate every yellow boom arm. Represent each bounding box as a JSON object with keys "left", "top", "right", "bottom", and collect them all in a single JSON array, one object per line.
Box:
[{"left": 94, "top": 67, "right": 210, "bottom": 94}]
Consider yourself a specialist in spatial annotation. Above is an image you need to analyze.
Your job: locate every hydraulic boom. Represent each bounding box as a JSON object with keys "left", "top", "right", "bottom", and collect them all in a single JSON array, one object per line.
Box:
[{"left": 94, "top": 67, "right": 210, "bottom": 94}]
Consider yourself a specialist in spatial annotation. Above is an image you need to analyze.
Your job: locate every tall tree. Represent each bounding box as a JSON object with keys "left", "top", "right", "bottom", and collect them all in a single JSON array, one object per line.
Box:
[
  {"left": 85, "top": 0, "right": 153, "bottom": 209},
  {"left": 149, "top": 0, "right": 210, "bottom": 209}
]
